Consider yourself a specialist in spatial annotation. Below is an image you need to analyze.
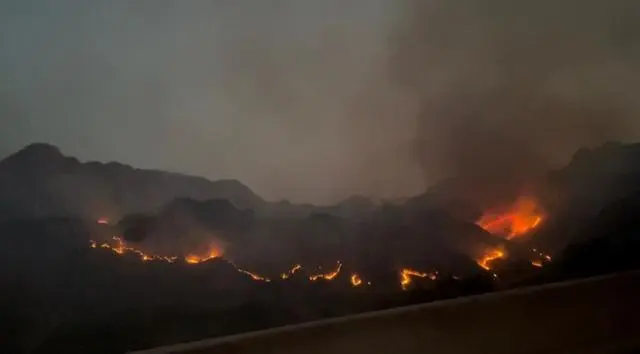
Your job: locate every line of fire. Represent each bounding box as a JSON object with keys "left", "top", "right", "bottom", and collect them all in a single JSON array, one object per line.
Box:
[{"left": 89, "top": 194, "right": 552, "bottom": 291}]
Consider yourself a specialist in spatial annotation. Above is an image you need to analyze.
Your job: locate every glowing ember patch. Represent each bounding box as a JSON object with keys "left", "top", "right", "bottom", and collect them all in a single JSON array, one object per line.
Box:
[
  {"left": 280, "top": 264, "right": 302, "bottom": 280},
  {"left": 350, "top": 273, "right": 363, "bottom": 287},
  {"left": 238, "top": 269, "right": 270, "bottom": 282},
  {"left": 531, "top": 249, "right": 553, "bottom": 267},
  {"left": 185, "top": 255, "right": 202, "bottom": 264},
  {"left": 477, "top": 248, "right": 506, "bottom": 271},
  {"left": 185, "top": 245, "right": 223, "bottom": 264},
  {"left": 226, "top": 262, "right": 271, "bottom": 282},
  {"left": 90, "top": 237, "right": 179, "bottom": 263},
  {"left": 400, "top": 268, "right": 437, "bottom": 290},
  {"left": 309, "top": 262, "right": 342, "bottom": 281},
  {"left": 531, "top": 260, "right": 543, "bottom": 268},
  {"left": 89, "top": 237, "right": 274, "bottom": 282},
  {"left": 477, "top": 196, "right": 545, "bottom": 239},
  {"left": 97, "top": 218, "right": 109, "bottom": 225}
]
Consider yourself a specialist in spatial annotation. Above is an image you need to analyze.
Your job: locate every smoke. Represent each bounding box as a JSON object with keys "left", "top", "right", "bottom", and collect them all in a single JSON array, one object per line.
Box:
[{"left": 390, "top": 0, "right": 640, "bottom": 205}]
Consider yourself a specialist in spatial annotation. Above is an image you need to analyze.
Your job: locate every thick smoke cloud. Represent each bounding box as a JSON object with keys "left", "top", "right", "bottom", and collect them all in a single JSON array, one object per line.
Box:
[{"left": 390, "top": 0, "right": 640, "bottom": 205}]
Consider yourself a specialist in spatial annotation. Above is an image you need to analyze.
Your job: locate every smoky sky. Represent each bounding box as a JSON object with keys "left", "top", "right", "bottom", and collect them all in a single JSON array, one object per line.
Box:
[
  {"left": 392, "top": 0, "right": 640, "bottom": 205},
  {"left": 1, "top": 1, "right": 640, "bottom": 204}
]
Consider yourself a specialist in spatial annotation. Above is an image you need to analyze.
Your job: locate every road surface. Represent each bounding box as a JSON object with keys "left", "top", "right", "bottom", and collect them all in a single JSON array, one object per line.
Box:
[{"left": 131, "top": 271, "right": 640, "bottom": 354}]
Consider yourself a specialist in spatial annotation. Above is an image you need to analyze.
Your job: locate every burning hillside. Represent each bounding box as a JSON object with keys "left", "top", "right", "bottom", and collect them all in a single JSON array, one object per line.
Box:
[
  {"left": 477, "top": 196, "right": 545, "bottom": 239},
  {"left": 473, "top": 196, "right": 549, "bottom": 271},
  {"left": 89, "top": 193, "right": 552, "bottom": 291},
  {"left": 477, "top": 247, "right": 506, "bottom": 271},
  {"left": 400, "top": 268, "right": 438, "bottom": 290},
  {"left": 89, "top": 234, "right": 447, "bottom": 290}
]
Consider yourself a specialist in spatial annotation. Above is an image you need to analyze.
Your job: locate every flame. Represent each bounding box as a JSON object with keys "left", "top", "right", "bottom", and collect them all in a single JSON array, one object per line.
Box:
[
  {"left": 237, "top": 268, "right": 271, "bottom": 282},
  {"left": 309, "top": 262, "right": 342, "bottom": 281},
  {"left": 97, "top": 217, "right": 109, "bottom": 225},
  {"left": 400, "top": 268, "right": 437, "bottom": 290},
  {"left": 477, "top": 196, "right": 545, "bottom": 239},
  {"left": 530, "top": 249, "right": 552, "bottom": 268},
  {"left": 89, "top": 237, "right": 273, "bottom": 283},
  {"left": 477, "top": 248, "right": 506, "bottom": 271},
  {"left": 184, "top": 246, "right": 223, "bottom": 264},
  {"left": 93, "top": 236, "right": 179, "bottom": 263},
  {"left": 350, "top": 273, "right": 363, "bottom": 287},
  {"left": 227, "top": 261, "right": 271, "bottom": 282},
  {"left": 91, "top": 239, "right": 458, "bottom": 290},
  {"left": 280, "top": 264, "right": 302, "bottom": 280}
]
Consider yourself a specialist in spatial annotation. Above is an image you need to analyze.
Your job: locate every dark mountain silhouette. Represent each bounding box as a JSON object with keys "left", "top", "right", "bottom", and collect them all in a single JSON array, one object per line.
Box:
[
  {"left": 553, "top": 190, "right": 640, "bottom": 278},
  {"left": 534, "top": 141, "right": 640, "bottom": 251},
  {"left": 0, "top": 143, "right": 266, "bottom": 220}
]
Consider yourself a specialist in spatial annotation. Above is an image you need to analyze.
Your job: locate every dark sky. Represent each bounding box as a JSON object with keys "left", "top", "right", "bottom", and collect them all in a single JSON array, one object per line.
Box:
[{"left": 1, "top": 0, "right": 639, "bottom": 204}]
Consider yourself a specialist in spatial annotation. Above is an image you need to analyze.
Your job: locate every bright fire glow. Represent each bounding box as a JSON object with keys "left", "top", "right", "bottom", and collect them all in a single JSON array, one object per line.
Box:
[
  {"left": 238, "top": 268, "right": 271, "bottom": 282},
  {"left": 92, "top": 236, "right": 179, "bottom": 263},
  {"left": 280, "top": 264, "right": 302, "bottom": 280},
  {"left": 97, "top": 217, "right": 109, "bottom": 225},
  {"left": 309, "top": 262, "right": 342, "bottom": 281},
  {"left": 477, "top": 196, "right": 545, "bottom": 239},
  {"left": 90, "top": 239, "right": 454, "bottom": 289},
  {"left": 350, "top": 273, "right": 363, "bottom": 287},
  {"left": 89, "top": 237, "right": 274, "bottom": 282},
  {"left": 400, "top": 268, "right": 437, "bottom": 290},
  {"left": 184, "top": 246, "right": 223, "bottom": 264},
  {"left": 477, "top": 248, "right": 506, "bottom": 271},
  {"left": 530, "top": 249, "right": 553, "bottom": 268}
]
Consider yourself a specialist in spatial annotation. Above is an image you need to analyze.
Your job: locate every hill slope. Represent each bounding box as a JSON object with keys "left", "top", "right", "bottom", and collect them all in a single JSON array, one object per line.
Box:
[{"left": 0, "top": 143, "right": 266, "bottom": 219}]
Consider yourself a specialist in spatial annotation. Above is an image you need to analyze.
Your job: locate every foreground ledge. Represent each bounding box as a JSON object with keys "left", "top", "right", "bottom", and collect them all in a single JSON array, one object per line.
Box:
[{"left": 131, "top": 271, "right": 640, "bottom": 354}]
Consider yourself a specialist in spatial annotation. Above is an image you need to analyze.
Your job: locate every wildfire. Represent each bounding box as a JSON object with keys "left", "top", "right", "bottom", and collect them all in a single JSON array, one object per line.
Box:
[
  {"left": 280, "top": 264, "right": 302, "bottom": 280},
  {"left": 309, "top": 262, "right": 342, "bottom": 281},
  {"left": 184, "top": 246, "right": 223, "bottom": 264},
  {"left": 477, "top": 248, "right": 506, "bottom": 271},
  {"left": 235, "top": 267, "right": 271, "bottom": 282},
  {"left": 97, "top": 217, "right": 109, "bottom": 225},
  {"left": 91, "top": 236, "right": 179, "bottom": 263},
  {"left": 477, "top": 196, "right": 545, "bottom": 239},
  {"left": 400, "top": 268, "right": 437, "bottom": 290},
  {"left": 350, "top": 273, "right": 363, "bottom": 287},
  {"left": 89, "top": 237, "right": 274, "bottom": 283},
  {"left": 530, "top": 249, "right": 553, "bottom": 268},
  {"left": 90, "top": 238, "right": 454, "bottom": 290}
]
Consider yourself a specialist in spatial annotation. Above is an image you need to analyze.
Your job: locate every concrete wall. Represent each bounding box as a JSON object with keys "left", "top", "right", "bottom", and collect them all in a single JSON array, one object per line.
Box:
[{"left": 132, "top": 271, "right": 640, "bottom": 354}]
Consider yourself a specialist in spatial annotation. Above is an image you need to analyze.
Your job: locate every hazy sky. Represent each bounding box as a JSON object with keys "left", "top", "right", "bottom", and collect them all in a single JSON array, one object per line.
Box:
[
  {"left": 2, "top": 0, "right": 639, "bottom": 204},
  {"left": 0, "top": 0, "right": 424, "bottom": 204}
]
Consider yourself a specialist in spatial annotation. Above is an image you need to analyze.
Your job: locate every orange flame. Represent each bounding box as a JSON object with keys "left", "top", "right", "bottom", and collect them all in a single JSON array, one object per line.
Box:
[
  {"left": 237, "top": 268, "right": 270, "bottom": 282},
  {"left": 184, "top": 246, "right": 223, "bottom": 265},
  {"left": 400, "top": 268, "right": 437, "bottom": 290},
  {"left": 477, "top": 196, "right": 545, "bottom": 239},
  {"left": 309, "top": 262, "right": 342, "bottom": 281},
  {"left": 280, "top": 264, "right": 302, "bottom": 280},
  {"left": 477, "top": 248, "right": 506, "bottom": 271},
  {"left": 530, "top": 249, "right": 552, "bottom": 268},
  {"left": 93, "top": 236, "right": 179, "bottom": 263},
  {"left": 350, "top": 273, "right": 363, "bottom": 287},
  {"left": 226, "top": 261, "right": 271, "bottom": 282},
  {"left": 97, "top": 217, "right": 109, "bottom": 225},
  {"left": 89, "top": 237, "right": 273, "bottom": 282}
]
